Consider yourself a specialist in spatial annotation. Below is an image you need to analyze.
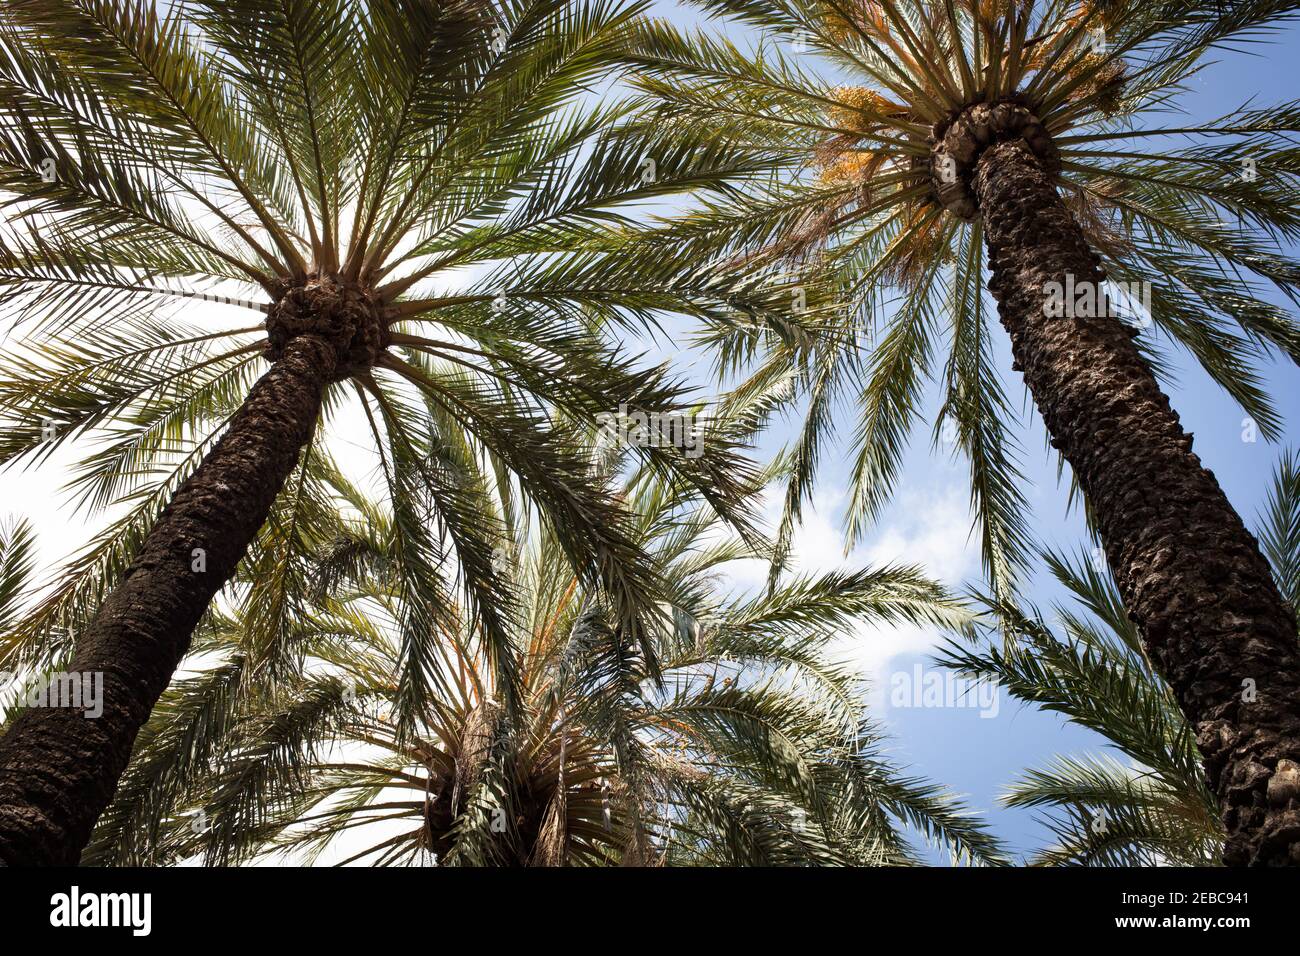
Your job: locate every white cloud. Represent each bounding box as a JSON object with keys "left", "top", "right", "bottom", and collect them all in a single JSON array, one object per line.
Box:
[{"left": 717, "top": 479, "right": 980, "bottom": 704}]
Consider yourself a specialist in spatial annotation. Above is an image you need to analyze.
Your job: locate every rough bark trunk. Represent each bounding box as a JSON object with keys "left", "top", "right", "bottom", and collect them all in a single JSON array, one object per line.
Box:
[
  {"left": 973, "top": 138, "right": 1300, "bottom": 866},
  {"left": 0, "top": 333, "right": 336, "bottom": 865}
]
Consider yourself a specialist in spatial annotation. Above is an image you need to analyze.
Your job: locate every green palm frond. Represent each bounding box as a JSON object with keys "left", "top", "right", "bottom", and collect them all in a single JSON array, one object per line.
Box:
[
  {"left": 0, "top": 517, "right": 37, "bottom": 635},
  {"left": 1258, "top": 447, "right": 1300, "bottom": 614},
  {"left": 1006, "top": 753, "right": 1222, "bottom": 866}
]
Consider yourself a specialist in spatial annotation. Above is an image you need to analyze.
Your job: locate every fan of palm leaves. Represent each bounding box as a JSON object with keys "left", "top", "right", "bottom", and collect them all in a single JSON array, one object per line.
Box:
[
  {"left": 936, "top": 449, "right": 1300, "bottom": 865},
  {"left": 0, "top": 0, "right": 819, "bottom": 719},
  {"left": 623, "top": 0, "right": 1300, "bottom": 600},
  {"left": 84, "top": 438, "right": 1007, "bottom": 866}
]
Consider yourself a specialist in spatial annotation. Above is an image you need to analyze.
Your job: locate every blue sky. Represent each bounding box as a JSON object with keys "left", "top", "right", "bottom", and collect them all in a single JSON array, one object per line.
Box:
[{"left": 634, "top": 5, "right": 1300, "bottom": 861}]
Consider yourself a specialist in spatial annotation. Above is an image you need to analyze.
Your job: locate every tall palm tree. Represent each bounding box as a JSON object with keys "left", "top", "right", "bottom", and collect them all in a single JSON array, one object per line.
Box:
[
  {"left": 82, "top": 443, "right": 1006, "bottom": 866},
  {"left": 938, "top": 450, "right": 1300, "bottom": 864},
  {"left": 626, "top": 0, "right": 1300, "bottom": 864},
  {"left": 0, "top": 0, "right": 774, "bottom": 864}
]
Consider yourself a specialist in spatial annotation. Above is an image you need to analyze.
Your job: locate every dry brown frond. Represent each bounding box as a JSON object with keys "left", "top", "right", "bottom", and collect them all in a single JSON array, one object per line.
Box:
[
  {"left": 824, "top": 1, "right": 891, "bottom": 43},
  {"left": 881, "top": 205, "right": 954, "bottom": 286},
  {"left": 1060, "top": 174, "right": 1134, "bottom": 261}
]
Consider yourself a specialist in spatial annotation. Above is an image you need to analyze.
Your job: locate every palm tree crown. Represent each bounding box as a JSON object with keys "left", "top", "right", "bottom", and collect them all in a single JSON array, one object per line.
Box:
[
  {"left": 0, "top": 0, "right": 770, "bottom": 705},
  {"left": 628, "top": 0, "right": 1300, "bottom": 598}
]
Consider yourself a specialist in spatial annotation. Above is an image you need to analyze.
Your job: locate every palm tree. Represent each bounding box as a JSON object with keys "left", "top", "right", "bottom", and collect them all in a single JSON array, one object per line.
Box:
[
  {"left": 938, "top": 450, "right": 1300, "bottom": 864},
  {"left": 0, "top": 0, "right": 773, "bottom": 864},
  {"left": 82, "top": 443, "right": 1006, "bottom": 866},
  {"left": 626, "top": 0, "right": 1300, "bottom": 864}
]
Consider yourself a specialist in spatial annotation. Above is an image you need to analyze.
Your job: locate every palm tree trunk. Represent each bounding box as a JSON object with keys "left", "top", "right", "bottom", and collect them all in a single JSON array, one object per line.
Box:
[
  {"left": 973, "top": 138, "right": 1300, "bottom": 866},
  {"left": 0, "top": 333, "right": 337, "bottom": 865}
]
